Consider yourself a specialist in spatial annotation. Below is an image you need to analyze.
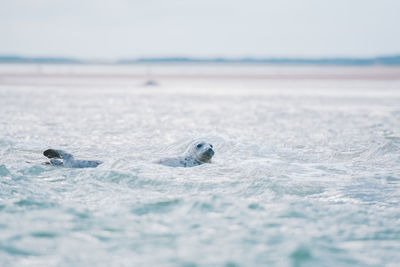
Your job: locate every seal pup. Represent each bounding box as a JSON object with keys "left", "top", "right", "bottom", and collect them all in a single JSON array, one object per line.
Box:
[
  {"left": 157, "top": 141, "right": 215, "bottom": 167},
  {"left": 43, "top": 149, "right": 102, "bottom": 168}
]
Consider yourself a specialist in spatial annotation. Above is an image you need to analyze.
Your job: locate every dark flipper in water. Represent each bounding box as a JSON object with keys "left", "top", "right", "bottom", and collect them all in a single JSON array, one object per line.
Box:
[
  {"left": 43, "top": 149, "right": 62, "bottom": 159},
  {"left": 43, "top": 149, "right": 101, "bottom": 168}
]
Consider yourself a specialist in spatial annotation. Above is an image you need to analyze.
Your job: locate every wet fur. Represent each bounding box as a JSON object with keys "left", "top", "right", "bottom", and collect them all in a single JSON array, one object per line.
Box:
[{"left": 158, "top": 141, "right": 215, "bottom": 167}]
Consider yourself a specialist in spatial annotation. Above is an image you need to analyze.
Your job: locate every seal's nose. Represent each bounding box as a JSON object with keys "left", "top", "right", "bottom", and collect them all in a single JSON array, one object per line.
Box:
[{"left": 206, "top": 147, "right": 214, "bottom": 156}]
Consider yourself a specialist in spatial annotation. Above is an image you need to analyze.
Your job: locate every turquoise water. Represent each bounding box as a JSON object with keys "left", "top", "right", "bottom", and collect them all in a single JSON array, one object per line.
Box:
[{"left": 0, "top": 64, "right": 400, "bottom": 266}]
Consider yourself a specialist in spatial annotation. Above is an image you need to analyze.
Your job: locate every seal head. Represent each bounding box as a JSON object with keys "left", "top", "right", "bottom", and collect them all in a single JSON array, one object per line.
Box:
[
  {"left": 158, "top": 141, "right": 215, "bottom": 167},
  {"left": 185, "top": 141, "right": 214, "bottom": 163}
]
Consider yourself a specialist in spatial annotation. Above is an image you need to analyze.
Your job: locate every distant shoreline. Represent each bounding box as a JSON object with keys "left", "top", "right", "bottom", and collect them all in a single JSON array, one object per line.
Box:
[{"left": 1, "top": 55, "right": 400, "bottom": 66}]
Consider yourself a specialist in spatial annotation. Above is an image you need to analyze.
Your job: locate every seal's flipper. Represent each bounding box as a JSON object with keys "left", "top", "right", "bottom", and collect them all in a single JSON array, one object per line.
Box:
[
  {"left": 44, "top": 149, "right": 62, "bottom": 159},
  {"left": 42, "top": 149, "right": 100, "bottom": 168}
]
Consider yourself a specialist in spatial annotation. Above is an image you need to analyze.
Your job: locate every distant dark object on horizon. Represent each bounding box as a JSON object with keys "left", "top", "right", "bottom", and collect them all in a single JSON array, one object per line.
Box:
[
  {"left": 144, "top": 80, "right": 159, "bottom": 86},
  {"left": 1, "top": 55, "right": 400, "bottom": 66}
]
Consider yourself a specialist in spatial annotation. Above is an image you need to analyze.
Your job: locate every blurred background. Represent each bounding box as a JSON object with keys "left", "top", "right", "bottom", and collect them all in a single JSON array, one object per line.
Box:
[{"left": 1, "top": 0, "right": 400, "bottom": 60}]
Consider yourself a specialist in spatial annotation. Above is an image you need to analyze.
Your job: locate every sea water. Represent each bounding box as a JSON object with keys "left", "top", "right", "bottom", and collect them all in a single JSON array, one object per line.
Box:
[{"left": 0, "top": 64, "right": 400, "bottom": 266}]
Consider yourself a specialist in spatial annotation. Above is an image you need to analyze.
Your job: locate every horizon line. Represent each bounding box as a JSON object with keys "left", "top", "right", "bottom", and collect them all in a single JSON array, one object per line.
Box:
[{"left": 0, "top": 54, "right": 400, "bottom": 66}]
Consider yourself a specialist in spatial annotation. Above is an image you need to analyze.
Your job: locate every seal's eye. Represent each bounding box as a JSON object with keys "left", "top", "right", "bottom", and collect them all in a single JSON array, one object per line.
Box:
[{"left": 196, "top": 143, "right": 203, "bottom": 149}]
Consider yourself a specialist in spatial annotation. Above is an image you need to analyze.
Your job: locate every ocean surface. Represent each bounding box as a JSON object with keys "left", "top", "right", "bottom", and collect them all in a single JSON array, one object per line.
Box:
[{"left": 0, "top": 64, "right": 400, "bottom": 266}]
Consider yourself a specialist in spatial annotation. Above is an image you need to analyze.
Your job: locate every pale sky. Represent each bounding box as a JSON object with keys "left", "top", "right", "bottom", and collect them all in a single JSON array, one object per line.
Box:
[{"left": 0, "top": 0, "right": 399, "bottom": 59}]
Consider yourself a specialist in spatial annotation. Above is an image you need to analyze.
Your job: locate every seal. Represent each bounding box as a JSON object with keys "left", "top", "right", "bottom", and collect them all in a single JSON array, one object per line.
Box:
[
  {"left": 157, "top": 141, "right": 215, "bottom": 167},
  {"left": 43, "top": 149, "right": 102, "bottom": 168}
]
